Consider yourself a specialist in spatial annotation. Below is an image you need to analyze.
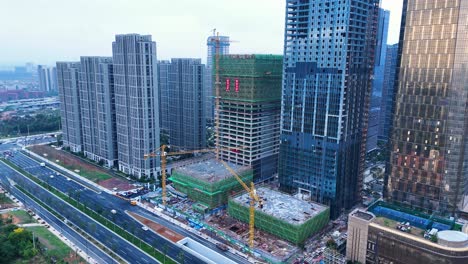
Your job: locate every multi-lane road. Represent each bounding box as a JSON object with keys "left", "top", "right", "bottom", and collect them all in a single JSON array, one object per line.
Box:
[
  {"left": 0, "top": 155, "right": 165, "bottom": 264},
  {"left": 0, "top": 146, "right": 250, "bottom": 264}
]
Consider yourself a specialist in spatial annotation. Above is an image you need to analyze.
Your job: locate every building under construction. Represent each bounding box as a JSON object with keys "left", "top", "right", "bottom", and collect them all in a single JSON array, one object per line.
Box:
[
  {"left": 217, "top": 54, "right": 283, "bottom": 183},
  {"left": 169, "top": 156, "right": 253, "bottom": 209},
  {"left": 228, "top": 187, "right": 330, "bottom": 245}
]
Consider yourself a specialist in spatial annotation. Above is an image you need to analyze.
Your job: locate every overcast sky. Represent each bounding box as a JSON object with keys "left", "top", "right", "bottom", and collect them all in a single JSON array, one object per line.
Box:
[{"left": 0, "top": 0, "right": 403, "bottom": 66}]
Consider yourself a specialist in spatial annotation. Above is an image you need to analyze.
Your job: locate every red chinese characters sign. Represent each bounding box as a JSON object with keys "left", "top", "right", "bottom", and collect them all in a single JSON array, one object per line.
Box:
[{"left": 225, "top": 79, "right": 230, "bottom": 91}]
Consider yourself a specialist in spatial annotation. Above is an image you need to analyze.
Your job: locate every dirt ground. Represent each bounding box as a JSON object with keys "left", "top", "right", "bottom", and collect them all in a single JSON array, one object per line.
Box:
[
  {"left": 29, "top": 145, "right": 110, "bottom": 178},
  {"left": 1, "top": 213, "right": 21, "bottom": 224},
  {"left": 128, "top": 211, "right": 184, "bottom": 243},
  {"left": 99, "top": 178, "right": 135, "bottom": 192}
]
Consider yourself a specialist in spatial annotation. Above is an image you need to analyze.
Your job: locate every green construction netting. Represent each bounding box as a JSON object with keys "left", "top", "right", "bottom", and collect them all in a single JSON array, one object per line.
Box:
[
  {"left": 170, "top": 170, "right": 253, "bottom": 208},
  {"left": 228, "top": 198, "right": 330, "bottom": 245},
  {"left": 216, "top": 54, "right": 283, "bottom": 103}
]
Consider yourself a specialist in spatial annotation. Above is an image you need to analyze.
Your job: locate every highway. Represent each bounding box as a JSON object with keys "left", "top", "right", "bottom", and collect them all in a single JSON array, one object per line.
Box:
[
  {"left": 0, "top": 174, "right": 114, "bottom": 263},
  {"left": 0, "top": 155, "right": 168, "bottom": 264},
  {"left": 23, "top": 149, "right": 252, "bottom": 264},
  {"left": 2, "top": 151, "right": 210, "bottom": 264}
]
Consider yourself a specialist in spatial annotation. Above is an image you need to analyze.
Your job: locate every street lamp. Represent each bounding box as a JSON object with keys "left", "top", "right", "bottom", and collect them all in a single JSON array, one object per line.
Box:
[{"left": 111, "top": 209, "right": 117, "bottom": 231}]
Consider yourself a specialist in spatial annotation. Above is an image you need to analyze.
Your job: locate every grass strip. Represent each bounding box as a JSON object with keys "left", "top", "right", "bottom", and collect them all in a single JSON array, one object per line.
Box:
[{"left": 13, "top": 184, "right": 125, "bottom": 263}]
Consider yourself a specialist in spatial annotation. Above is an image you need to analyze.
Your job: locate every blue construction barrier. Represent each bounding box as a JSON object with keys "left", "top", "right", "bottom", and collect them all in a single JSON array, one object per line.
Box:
[
  {"left": 372, "top": 206, "right": 431, "bottom": 229},
  {"left": 431, "top": 222, "right": 451, "bottom": 231}
]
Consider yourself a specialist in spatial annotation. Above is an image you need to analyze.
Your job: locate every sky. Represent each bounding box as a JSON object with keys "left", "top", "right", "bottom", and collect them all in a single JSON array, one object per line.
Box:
[{"left": 0, "top": 0, "right": 403, "bottom": 66}]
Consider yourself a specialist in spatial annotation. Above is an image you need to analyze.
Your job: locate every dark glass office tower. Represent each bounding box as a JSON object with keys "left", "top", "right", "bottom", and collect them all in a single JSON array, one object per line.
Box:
[
  {"left": 388, "top": 0, "right": 468, "bottom": 215},
  {"left": 378, "top": 44, "right": 399, "bottom": 142},
  {"left": 279, "top": 0, "right": 379, "bottom": 218},
  {"left": 367, "top": 8, "right": 390, "bottom": 152}
]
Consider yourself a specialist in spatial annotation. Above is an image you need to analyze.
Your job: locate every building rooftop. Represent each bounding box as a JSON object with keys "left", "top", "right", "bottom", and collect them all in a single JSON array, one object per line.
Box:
[
  {"left": 173, "top": 157, "right": 251, "bottom": 183},
  {"left": 366, "top": 203, "right": 462, "bottom": 245},
  {"left": 232, "top": 187, "right": 328, "bottom": 225},
  {"left": 352, "top": 210, "right": 375, "bottom": 221}
]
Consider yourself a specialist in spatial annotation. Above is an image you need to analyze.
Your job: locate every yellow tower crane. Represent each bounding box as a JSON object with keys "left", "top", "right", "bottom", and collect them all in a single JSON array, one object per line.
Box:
[
  {"left": 220, "top": 160, "right": 261, "bottom": 249},
  {"left": 210, "top": 29, "right": 237, "bottom": 160},
  {"left": 143, "top": 145, "right": 242, "bottom": 206}
]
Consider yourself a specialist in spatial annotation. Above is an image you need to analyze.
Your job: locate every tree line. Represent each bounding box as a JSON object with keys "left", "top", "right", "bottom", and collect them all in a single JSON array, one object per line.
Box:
[{"left": 0, "top": 111, "right": 60, "bottom": 137}]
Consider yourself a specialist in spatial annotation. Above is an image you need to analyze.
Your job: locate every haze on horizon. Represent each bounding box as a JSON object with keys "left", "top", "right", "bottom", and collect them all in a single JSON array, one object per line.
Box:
[{"left": 0, "top": 0, "right": 403, "bottom": 66}]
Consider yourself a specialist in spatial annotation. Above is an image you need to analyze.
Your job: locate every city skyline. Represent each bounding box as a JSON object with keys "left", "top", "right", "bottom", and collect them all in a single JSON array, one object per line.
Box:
[{"left": 1, "top": 0, "right": 403, "bottom": 66}]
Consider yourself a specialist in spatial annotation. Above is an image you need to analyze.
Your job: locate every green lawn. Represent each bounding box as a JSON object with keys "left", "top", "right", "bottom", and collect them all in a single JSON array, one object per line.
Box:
[
  {"left": 26, "top": 226, "right": 83, "bottom": 263},
  {"left": 8, "top": 210, "right": 37, "bottom": 224},
  {"left": 78, "top": 169, "right": 111, "bottom": 182},
  {"left": 0, "top": 193, "right": 13, "bottom": 204}
]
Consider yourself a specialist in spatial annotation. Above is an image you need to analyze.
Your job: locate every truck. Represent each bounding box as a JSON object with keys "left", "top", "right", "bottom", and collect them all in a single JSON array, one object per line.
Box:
[{"left": 216, "top": 243, "right": 229, "bottom": 251}]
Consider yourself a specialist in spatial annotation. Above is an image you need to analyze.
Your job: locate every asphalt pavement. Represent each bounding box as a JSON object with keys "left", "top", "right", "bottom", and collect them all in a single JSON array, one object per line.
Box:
[
  {"left": 2, "top": 151, "right": 209, "bottom": 264},
  {"left": 0, "top": 156, "right": 165, "bottom": 264}
]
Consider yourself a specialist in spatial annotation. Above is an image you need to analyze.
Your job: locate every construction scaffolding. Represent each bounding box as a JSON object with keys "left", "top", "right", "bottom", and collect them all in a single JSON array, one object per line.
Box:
[
  {"left": 169, "top": 157, "right": 253, "bottom": 208},
  {"left": 217, "top": 54, "right": 283, "bottom": 103},
  {"left": 228, "top": 187, "right": 330, "bottom": 245},
  {"left": 322, "top": 248, "right": 347, "bottom": 264},
  {"left": 216, "top": 54, "right": 283, "bottom": 182}
]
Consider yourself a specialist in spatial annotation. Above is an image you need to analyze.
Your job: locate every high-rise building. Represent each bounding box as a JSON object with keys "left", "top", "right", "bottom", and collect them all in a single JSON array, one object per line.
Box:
[
  {"left": 378, "top": 44, "right": 399, "bottom": 142},
  {"left": 206, "top": 35, "right": 230, "bottom": 125},
  {"left": 159, "top": 58, "right": 206, "bottom": 150},
  {"left": 388, "top": 0, "right": 468, "bottom": 215},
  {"left": 57, "top": 62, "right": 82, "bottom": 152},
  {"left": 217, "top": 54, "right": 282, "bottom": 182},
  {"left": 38, "top": 65, "right": 58, "bottom": 92},
  {"left": 366, "top": 8, "right": 390, "bottom": 152},
  {"left": 279, "top": 0, "right": 379, "bottom": 218},
  {"left": 112, "top": 34, "right": 160, "bottom": 178},
  {"left": 79, "top": 57, "right": 117, "bottom": 167},
  {"left": 157, "top": 60, "right": 170, "bottom": 134}
]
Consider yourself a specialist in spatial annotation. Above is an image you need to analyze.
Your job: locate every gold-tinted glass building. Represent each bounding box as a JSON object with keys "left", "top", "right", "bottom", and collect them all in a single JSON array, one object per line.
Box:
[{"left": 388, "top": 0, "right": 468, "bottom": 215}]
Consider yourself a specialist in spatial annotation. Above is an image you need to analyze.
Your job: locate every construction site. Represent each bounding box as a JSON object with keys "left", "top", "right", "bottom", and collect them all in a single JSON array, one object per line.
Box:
[
  {"left": 216, "top": 54, "right": 283, "bottom": 182},
  {"left": 228, "top": 187, "right": 330, "bottom": 245},
  {"left": 169, "top": 156, "right": 253, "bottom": 209}
]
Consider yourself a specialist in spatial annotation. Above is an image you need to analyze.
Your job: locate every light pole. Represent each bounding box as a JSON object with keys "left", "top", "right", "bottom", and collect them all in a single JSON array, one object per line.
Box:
[{"left": 111, "top": 209, "right": 117, "bottom": 231}]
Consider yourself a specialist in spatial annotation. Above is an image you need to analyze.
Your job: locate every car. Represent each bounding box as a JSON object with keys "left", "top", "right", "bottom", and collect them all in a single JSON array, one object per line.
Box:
[
  {"left": 142, "top": 226, "right": 149, "bottom": 231},
  {"left": 50, "top": 175, "right": 54, "bottom": 178},
  {"left": 66, "top": 178, "right": 71, "bottom": 181}
]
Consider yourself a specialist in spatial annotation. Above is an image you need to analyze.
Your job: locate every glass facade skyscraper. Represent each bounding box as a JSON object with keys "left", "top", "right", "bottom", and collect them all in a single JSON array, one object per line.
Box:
[
  {"left": 279, "top": 0, "right": 379, "bottom": 218},
  {"left": 367, "top": 8, "right": 390, "bottom": 152},
  {"left": 388, "top": 0, "right": 468, "bottom": 215},
  {"left": 378, "top": 44, "right": 399, "bottom": 142}
]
